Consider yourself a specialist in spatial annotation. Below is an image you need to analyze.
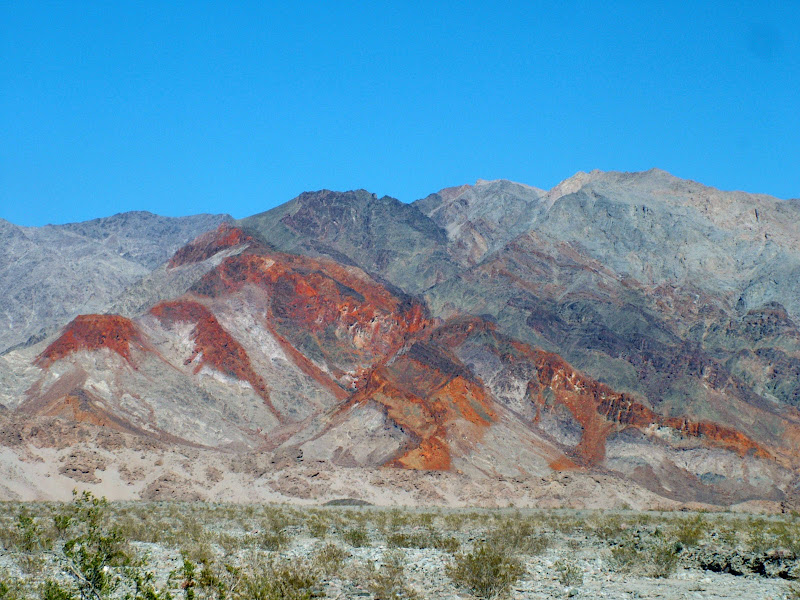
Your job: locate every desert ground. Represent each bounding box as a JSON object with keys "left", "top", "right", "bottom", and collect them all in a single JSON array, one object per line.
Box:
[{"left": 1, "top": 494, "right": 798, "bottom": 600}]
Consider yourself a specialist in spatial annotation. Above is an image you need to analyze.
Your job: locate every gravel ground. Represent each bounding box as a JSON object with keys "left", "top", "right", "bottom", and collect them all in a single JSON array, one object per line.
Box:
[{"left": 0, "top": 502, "right": 798, "bottom": 599}]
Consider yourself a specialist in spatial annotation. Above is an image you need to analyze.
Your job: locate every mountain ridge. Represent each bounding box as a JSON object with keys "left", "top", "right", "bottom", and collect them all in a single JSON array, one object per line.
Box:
[{"left": 1, "top": 169, "right": 799, "bottom": 507}]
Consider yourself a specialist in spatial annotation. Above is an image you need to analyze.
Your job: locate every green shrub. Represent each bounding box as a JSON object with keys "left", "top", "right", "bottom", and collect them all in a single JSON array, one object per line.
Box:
[
  {"left": 609, "top": 530, "right": 680, "bottom": 578},
  {"left": 486, "top": 520, "right": 549, "bottom": 556},
  {"left": 261, "top": 530, "right": 289, "bottom": 551},
  {"left": 747, "top": 518, "right": 770, "bottom": 554},
  {"left": 311, "top": 543, "right": 348, "bottom": 579},
  {"left": 349, "top": 551, "right": 418, "bottom": 600},
  {"left": 0, "top": 579, "right": 26, "bottom": 600},
  {"left": 589, "top": 514, "right": 625, "bottom": 542},
  {"left": 15, "top": 508, "right": 50, "bottom": 553},
  {"left": 306, "top": 517, "right": 329, "bottom": 540},
  {"left": 447, "top": 542, "right": 525, "bottom": 599},
  {"left": 238, "top": 559, "right": 321, "bottom": 600},
  {"left": 671, "top": 515, "right": 705, "bottom": 548},
  {"left": 123, "top": 568, "right": 174, "bottom": 600},
  {"left": 341, "top": 527, "right": 369, "bottom": 548},
  {"left": 44, "top": 491, "right": 173, "bottom": 600},
  {"left": 40, "top": 581, "right": 74, "bottom": 600},
  {"left": 174, "top": 559, "right": 197, "bottom": 600},
  {"left": 385, "top": 530, "right": 459, "bottom": 553},
  {"left": 787, "top": 581, "right": 800, "bottom": 600},
  {"left": 554, "top": 559, "right": 583, "bottom": 587},
  {"left": 59, "top": 490, "right": 131, "bottom": 599}
]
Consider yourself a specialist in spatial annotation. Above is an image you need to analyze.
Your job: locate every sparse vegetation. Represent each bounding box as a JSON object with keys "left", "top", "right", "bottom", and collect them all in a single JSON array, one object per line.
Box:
[
  {"left": 447, "top": 542, "right": 525, "bottom": 599},
  {"left": 554, "top": 558, "right": 583, "bottom": 588},
  {"left": 608, "top": 528, "right": 680, "bottom": 578},
  {"left": 350, "top": 551, "right": 419, "bottom": 600},
  {"left": 340, "top": 526, "right": 369, "bottom": 548},
  {"left": 0, "top": 500, "right": 796, "bottom": 599}
]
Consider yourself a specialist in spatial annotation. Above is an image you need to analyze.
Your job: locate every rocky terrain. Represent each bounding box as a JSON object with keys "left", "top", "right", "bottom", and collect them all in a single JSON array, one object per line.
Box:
[
  {"left": 1, "top": 170, "right": 799, "bottom": 510},
  {"left": 1, "top": 496, "right": 798, "bottom": 599},
  {"left": 0, "top": 212, "right": 230, "bottom": 354}
]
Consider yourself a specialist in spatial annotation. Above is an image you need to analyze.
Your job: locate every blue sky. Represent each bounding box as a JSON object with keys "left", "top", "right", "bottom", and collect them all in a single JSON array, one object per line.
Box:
[{"left": 2, "top": 1, "right": 799, "bottom": 226}]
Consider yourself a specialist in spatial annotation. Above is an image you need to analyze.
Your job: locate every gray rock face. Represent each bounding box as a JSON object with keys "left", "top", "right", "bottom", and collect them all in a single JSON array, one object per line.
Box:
[
  {"left": 238, "top": 189, "right": 460, "bottom": 294},
  {"left": 421, "top": 170, "right": 800, "bottom": 451},
  {"left": 533, "top": 169, "right": 800, "bottom": 317},
  {"left": 0, "top": 212, "right": 229, "bottom": 353},
  {"left": 414, "top": 179, "right": 547, "bottom": 265}
]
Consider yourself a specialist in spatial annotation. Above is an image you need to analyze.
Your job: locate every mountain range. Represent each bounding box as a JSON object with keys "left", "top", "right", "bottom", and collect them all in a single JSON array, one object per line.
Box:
[{"left": 1, "top": 169, "right": 799, "bottom": 509}]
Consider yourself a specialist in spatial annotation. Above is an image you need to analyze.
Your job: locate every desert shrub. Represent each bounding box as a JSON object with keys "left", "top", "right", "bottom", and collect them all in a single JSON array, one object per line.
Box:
[
  {"left": 305, "top": 517, "right": 329, "bottom": 540},
  {"left": 261, "top": 510, "right": 296, "bottom": 540},
  {"left": 746, "top": 518, "right": 771, "bottom": 554},
  {"left": 385, "top": 530, "right": 459, "bottom": 553},
  {"left": 349, "top": 551, "right": 418, "bottom": 600},
  {"left": 238, "top": 559, "right": 320, "bottom": 600},
  {"left": 671, "top": 514, "right": 706, "bottom": 548},
  {"left": 123, "top": 567, "right": 174, "bottom": 600},
  {"left": 216, "top": 533, "right": 248, "bottom": 557},
  {"left": 15, "top": 508, "right": 51, "bottom": 553},
  {"left": 58, "top": 490, "right": 132, "bottom": 599},
  {"left": 40, "top": 581, "right": 74, "bottom": 600},
  {"left": 609, "top": 530, "right": 680, "bottom": 578},
  {"left": 788, "top": 581, "right": 800, "bottom": 600},
  {"left": 177, "top": 516, "right": 208, "bottom": 545},
  {"left": 447, "top": 542, "right": 525, "bottom": 599},
  {"left": 43, "top": 491, "right": 173, "bottom": 600},
  {"left": 773, "top": 522, "right": 800, "bottom": 554},
  {"left": 310, "top": 543, "right": 348, "bottom": 579},
  {"left": 415, "top": 513, "right": 435, "bottom": 528},
  {"left": 341, "top": 527, "right": 369, "bottom": 548},
  {"left": 647, "top": 542, "right": 681, "bottom": 578},
  {"left": 181, "top": 541, "right": 216, "bottom": 567},
  {"left": 175, "top": 559, "right": 197, "bottom": 600},
  {"left": 442, "top": 513, "right": 466, "bottom": 531},
  {"left": 388, "top": 510, "right": 409, "bottom": 531},
  {"left": 588, "top": 514, "right": 626, "bottom": 542},
  {"left": 554, "top": 558, "right": 583, "bottom": 587},
  {"left": 0, "top": 579, "right": 26, "bottom": 600},
  {"left": 713, "top": 524, "right": 738, "bottom": 549},
  {"left": 260, "top": 525, "right": 289, "bottom": 552},
  {"left": 193, "top": 561, "right": 243, "bottom": 600},
  {"left": 486, "top": 520, "right": 549, "bottom": 556}
]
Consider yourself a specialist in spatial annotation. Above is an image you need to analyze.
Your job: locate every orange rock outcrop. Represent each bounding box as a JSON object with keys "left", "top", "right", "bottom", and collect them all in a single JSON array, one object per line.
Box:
[
  {"left": 37, "top": 314, "right": 142, "bottom": 366},
  {"left": 150, "top": 299, "right": 278, "bottom": 417}
]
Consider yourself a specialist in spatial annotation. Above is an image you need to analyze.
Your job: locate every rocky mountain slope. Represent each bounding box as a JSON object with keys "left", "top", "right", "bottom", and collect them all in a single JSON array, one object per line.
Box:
[
  {"left": 1, "top": 170, "right": 799, "bottom": 508},
  {"left": 0, "top": 212, "right": 229, "bottom": 354}
]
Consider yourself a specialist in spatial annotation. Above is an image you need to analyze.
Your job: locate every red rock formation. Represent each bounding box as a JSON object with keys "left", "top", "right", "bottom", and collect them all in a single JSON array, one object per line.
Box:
[
  {"left": 37, "top": 314, "right": 142, "bottom": 366},
  {"left": 150, "top": 299, "right": 278, "bottom": 417},
  {"left": 662, "top": 417, "right": 769, "bottom": 458},
  {"left": 389, "top": 434, "right": 452, "bottom": 470},
  {"left": 168, "top": 223, "right": 254, "bottom": 268},
  {"left": 431, "top": 316, "right": 771, "bottom": 467},
  {"left": 533, "top": 349, "right": 771, "bottom": 461},
  {"left": 191, "top": 252, "right": 431, "bottom": 382},
  {"left": 354, "top": 341, "right": 495, "bottom": 470}
]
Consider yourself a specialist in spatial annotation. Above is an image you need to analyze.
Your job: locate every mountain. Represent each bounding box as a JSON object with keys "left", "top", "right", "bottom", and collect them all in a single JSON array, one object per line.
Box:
[
  {"left": 238, "top": 189, "right": 460, "bottom": 294},
  {"left": 415, "top": 178, "right": 547, "bottom": 265},
  {"left": 1, "top": 171, "right": 799, "bottom": 509},
  {"left": 424, "top": 171, "right": 800, "bottom": 452},
  {"left": 0, "top": 212, "right": 230, "bottom": 354}
]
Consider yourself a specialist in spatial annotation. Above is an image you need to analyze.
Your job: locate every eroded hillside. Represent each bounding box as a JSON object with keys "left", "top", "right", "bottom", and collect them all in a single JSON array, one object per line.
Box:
[{"left": 1, "top": 171, "right": 800, "bottom": 508}]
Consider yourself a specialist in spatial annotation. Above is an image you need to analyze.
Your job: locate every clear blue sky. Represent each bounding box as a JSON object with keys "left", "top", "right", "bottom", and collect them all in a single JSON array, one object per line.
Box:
[{"left": 2, "top": 1, "right": 799, "bottom": 226}]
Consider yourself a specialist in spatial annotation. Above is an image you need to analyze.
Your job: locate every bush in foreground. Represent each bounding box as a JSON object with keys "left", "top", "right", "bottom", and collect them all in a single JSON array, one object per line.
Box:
[{"left": 447, "top": 542, "right": 524, "bottom": 599}]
